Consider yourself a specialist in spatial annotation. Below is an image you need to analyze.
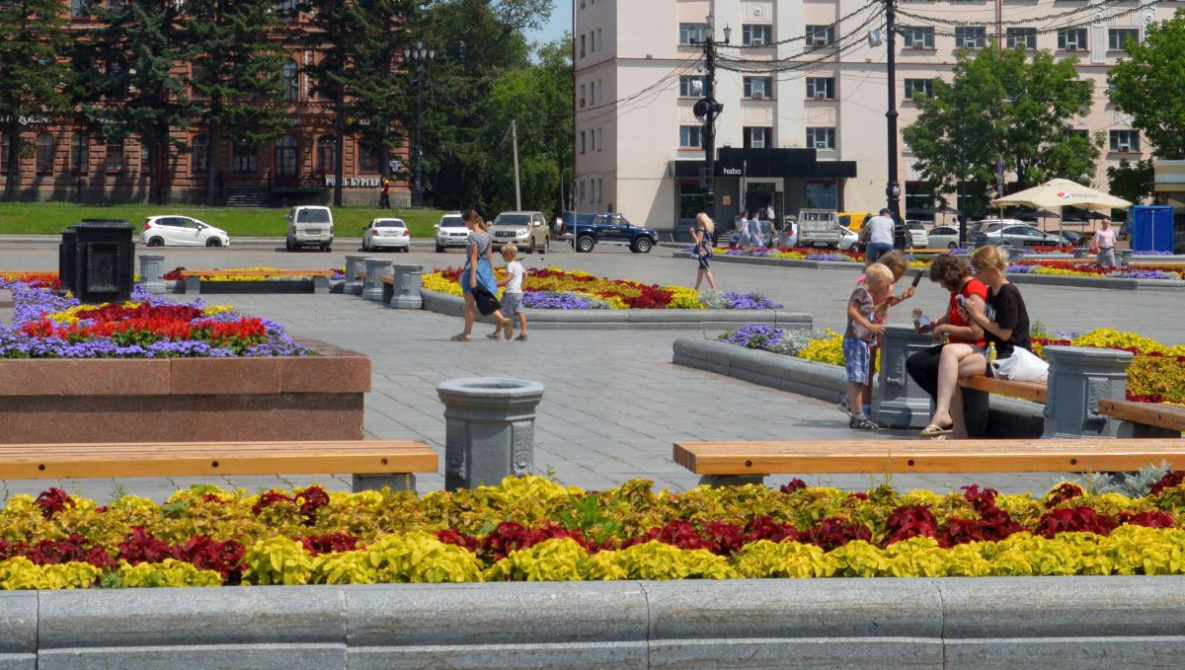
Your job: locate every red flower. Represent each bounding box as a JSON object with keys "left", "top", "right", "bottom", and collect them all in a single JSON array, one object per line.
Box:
[
  {"left": 117, "top": 527, "right": 173, "bottom": 565},
  {"left": 299, "top": 533, "right": 362, "bottom": 555},
  {"left": 803, "top": 517, "right": 872, "bottom": 551},
  {"left": 172, "top": 536, "right": 245, "bottom": 583},
  {"left": 1034, "top": 506, "right": 1118, "bottom": 538},
  {"left": 1044, "top": 482, "right": 1085, "bottom": 509},
  {"left": 34, "top": 488, "right": 75, "bottom": 519},
  {"left": 1150, "top": 471, "right": 1185, "bottom": 496},
  {"left": 884, "top": 504, "right": 939, "bottom": 545}
]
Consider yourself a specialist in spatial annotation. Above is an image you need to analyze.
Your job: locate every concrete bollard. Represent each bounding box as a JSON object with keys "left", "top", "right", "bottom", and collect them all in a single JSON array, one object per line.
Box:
[
  {"left": 1119, "top": 249, "right": 1133, "bottom": 266},
  {"left": 1005, "top": 246, "right": 1025, "bottom": 263},
  {"left": 388, "top": 264, "right": 423, "bottom": 309},
  {"left": 343, "top": 254, "right": 369, "bottom": 295},
  {"left": 1073, "top": 248, "right": 1089, "bottom": 259},
  {"left": 137, "top": 254, "right": 166, "bottom": 294},
  {"left": 875, "top": 325, "right": 937, "bottom": 429},
  {"left": 1042, "top": 346, "right": 1134, "bottom": 438},
  {"left": 437, "top": 378, "right": 545, "bottom": 491},
  {"left": 362, "top": 258, "right": 390, "bottom": 301}
]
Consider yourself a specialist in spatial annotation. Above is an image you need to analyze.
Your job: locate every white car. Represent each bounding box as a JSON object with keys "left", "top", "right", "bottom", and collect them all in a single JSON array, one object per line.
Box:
[
  {"left": 363, "top": 218, "right": 410, "bottom": 252},
  {"left": 434, "top": 213, "right": 468, "bottom": 252},
  {"left": 836, "top": 225, "right": 859, "bottom": 251},
  {"left": 905, "top": 220, "right": 930, "bottom": 248},
  {"left": 140, "top": 216, "right": 230, "bottom": 248},
  {"left": 928, "top": 225, "right": 961, "bottom": 250}
]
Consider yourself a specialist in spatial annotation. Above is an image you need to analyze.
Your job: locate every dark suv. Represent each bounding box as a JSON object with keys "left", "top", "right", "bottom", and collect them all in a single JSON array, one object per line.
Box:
[{"left": 564, "top": 212, "right": 658, "bottom": 253}]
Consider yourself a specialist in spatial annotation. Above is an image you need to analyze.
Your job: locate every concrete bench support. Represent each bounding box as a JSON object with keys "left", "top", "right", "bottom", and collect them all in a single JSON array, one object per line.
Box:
[
  {"left": 875, "top": 325, "right": 936, "bottom": 429},
  {"left": 137, "top": 254, "right": 166, "bottom": 294},
  {"left": 1042, "top": 345, "right": 1134, "bottom": 438},
  {"left": 437, "top": 378, "right": 545, "bottom": 491},
  {"left": 362, "top": 258, "right": 390, "bottom": 301},
  {"left": 343, "top": 254, "right": 368, "bottom": 295},
  {"left": 389, "top": 264, "right": 423, "bottom": 309},
  {"left": 312, "top": 274, "right": 330, "bottom": 294}
]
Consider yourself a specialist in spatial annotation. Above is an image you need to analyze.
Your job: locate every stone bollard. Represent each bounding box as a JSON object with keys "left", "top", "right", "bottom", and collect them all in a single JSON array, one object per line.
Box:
[
  {"left": 343, "top": 254, "right": 369, "bottom": 295},
  {"left": 389, "top": 264, "right": 423, "bottom": 309},
  {"left": 1042, "top": 346, "right": 1134, "bottom": 438},
  {"left": 1073, "top": 248, "right": 1089, "bottom": 259},
  {"left": 362, "top": 258, "right": 390, "bottom": 301},
  {"left": 1119, "top": 249, "right": 1133, "bottom": 266},
  {"left": 1005, "top": 246, "right": 1025, "bottom": 263},
  {"left": 437, "top": 378, "right": 545, "bottom": 491},
  {"left": 137, "top": 254, "right": 166, "bottom": 294},
  {"left": 875, "top": 325, "right": 938, "bottom": 429}
]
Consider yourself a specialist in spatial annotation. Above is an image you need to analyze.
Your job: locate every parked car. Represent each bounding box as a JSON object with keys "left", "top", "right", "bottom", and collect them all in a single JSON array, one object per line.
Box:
[
  {"left": 570, "top": 213, "right": 658, "bottom": 253},
  {"left": 837, "top": 211, "right": 871, "bottom": 233},
  {"left": 971, "top": 223, "right": 1065, "bottom": 248},
  {"left": 1059, "top": 230, "right": 1088, "bottom": 247},
  {"left": 904, "top": 220, "right": 930, "bottom": 248},
  {"left": 927, "top": 225, "right": 961, "bottom": 250},
  {"left": 490, "top": 211, "right": 550, "bottom": 253},
  {"left": 434, "top": 212, "right": 468, "bottom": 252},
  {"left": 835, "top": 225, "right": 859, "bottom": 251},
  {"left": 285, "top": 206, "right": 334, "bottom": 252},
  {"left": 140, "top": 216, "right": 230, "bottom": 248},
  {"left": 362, "top": 218, "right": 410, "bottom": 252}
]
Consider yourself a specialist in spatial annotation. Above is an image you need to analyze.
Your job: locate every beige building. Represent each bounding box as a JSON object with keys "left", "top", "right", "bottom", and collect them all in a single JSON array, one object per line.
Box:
[{"left": 574, "top": 0, "right": 1167, "bottom": 232}]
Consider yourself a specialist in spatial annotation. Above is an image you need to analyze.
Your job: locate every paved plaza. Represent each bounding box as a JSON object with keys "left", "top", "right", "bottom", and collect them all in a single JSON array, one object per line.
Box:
[{"left": 1, "top": 239, "right": 1181, "bottom": 503}]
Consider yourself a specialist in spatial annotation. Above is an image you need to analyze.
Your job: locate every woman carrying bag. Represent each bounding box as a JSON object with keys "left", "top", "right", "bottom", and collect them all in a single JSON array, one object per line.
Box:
[{"left": 452, "top": 209, "right": 510, "bottom": 342}]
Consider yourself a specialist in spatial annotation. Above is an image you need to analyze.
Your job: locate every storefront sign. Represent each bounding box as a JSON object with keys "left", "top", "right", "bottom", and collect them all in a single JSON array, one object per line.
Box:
[
  {"left": 722, "top": 167, "right": 742, "bottom": 176},
  {"left": 324, "top": 177, "right": 382, "bottom": 187}
]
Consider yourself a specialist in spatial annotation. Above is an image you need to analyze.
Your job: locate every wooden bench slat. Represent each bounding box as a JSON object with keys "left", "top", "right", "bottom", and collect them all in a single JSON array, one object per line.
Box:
[
  {"left": 1099, "top": 399, "right": 1185, "bottom": 432},
  {"left": 674, "top": 439, "right": 1185, "bottom": 475},
  {"left": 958, "top": 375, "right": 1047, "bottom": 403},
  {"left": 178, "top": 270, "right": 335, "bottom": 278}
]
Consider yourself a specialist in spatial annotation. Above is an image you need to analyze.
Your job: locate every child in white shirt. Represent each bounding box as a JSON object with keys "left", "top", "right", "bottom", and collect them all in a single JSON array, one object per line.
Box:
[{"left": 490, "top": 244, "right": 528, "bottom": 341}]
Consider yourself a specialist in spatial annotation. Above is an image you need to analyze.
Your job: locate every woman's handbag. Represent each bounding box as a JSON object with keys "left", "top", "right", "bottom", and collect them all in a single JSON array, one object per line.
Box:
[
  {"left": 473, "top": 284, "right": 502, "bottom": 316},
  {"left": 990, "top": 347, "right": 1049, "bottom": 384}
]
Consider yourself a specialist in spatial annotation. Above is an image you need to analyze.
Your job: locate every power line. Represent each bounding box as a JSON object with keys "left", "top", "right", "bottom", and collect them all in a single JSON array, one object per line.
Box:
[{"left": 718, "top": 0, "right": 880, "bottom": 49}]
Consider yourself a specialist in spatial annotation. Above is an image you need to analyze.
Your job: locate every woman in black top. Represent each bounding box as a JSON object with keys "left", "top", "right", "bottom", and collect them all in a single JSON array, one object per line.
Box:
[{"left": 966, "top": 245, "right": 1032, "bottom": 368}]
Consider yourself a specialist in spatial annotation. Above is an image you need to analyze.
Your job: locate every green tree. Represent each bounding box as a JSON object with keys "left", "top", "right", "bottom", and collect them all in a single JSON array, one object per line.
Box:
[
  {"left": 184, "top": 0, "right": 291, "bottom": 205},
  {"left": 1106, "top": 158, "right": 1155, "bottom": 205},
  {"left": 0, "top": 0, "right": 73, "bottom": 201},
  {"left": 1108, "top": 9, "right": 1185, "bottom": 160},
  {"left": 74, "top": 0, "right": 194, "bottom": 205},
  {"left": 903, "top": 45, "right": 1099, "bottom": 216}
]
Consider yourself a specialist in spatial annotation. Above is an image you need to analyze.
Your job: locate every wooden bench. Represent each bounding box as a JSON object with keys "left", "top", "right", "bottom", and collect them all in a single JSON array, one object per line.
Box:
[
  {"left": 958, "top": 374, "right": 1047, "bottom": 403},
  {"left": 674, "top": 439, "right": 1185, "bottom": 484},
  {"left": 905, "top": 248, "right": 957, "bottom": 255},
  {"left": 1099, "top": 399, "right": 1185, "bottom": 438},
  {"left": 0, "top": 440, "right": 438, "bottom": 492},
  {"left": 178, "top": 269, "right": 335, "bottom": 294}
]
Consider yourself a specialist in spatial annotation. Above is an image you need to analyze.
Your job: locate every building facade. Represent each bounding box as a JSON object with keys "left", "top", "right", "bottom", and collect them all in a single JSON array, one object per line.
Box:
[
  {"left": 0, "top": 3, "right": 408, "bottom": 206},
  {"left": 574, "top": 0, "right": 1168, "bottom": 232}
]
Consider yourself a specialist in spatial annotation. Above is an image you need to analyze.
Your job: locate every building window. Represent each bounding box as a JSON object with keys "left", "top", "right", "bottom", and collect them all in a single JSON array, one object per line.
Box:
[
  {"left": 232, "top": 142, "right": 256, "bottom": 173},
  {"left": 590, "top": 30, "right": 596, "bottom": 53},
  {"left": 579, "top": 34, "right": 585, "bottom": 58},
  {"left": 904, "top": 78, "right": 934, "bottom": 100},
  {"left": 35, "top": 133, "right": 54, "bottom": 175},
  {"left": 282, "top": 59, "right": 299, "bottom": 101},
  {"left": 806, "top": 127, "right": 835, "bottom": 150},
  {"left": 901, "top": 26, "right": 935, "bottom": 49},
  {"left": 742, "top": 24, "right": 773, "bottom": 47},
  {"left": 805, "top": 25, "right": 835, "bottom": 48},
  {"left": 70, "top": 0, "right": 84, "bottom": 17},
  {"left": 806, "top": 181, "right": 837, "bottom": 209},
  {"left": 743, "top": 127, "right": 771, "bottom": 149},
  {"left": 1006, "top": 27, "right": 1037, "bottom": 50},
  {"left": 0, "top": 135, "right": 7, "bottom": 174},
  {"left": 578, "top": 83, "right": 585, "bottom": 107},
  {"left": 358, "top": 144, "right": 380, "bottom": 173},
  {"left": 191, "top": 134, "right": 208, "bottom": 174},
  {"left": 597, "top": 28, "right": 603, "bottom": 52},
  {"left": 1109, "top": 28, "right": 1139, "bottom": 51},
  {"left": 190, "top": 61, "right": 210, "bottom": 101},
  {"left": 1058, "top": 29, "right": 1087, "bottom": 51},
  {"left": 317, "top": 136, "right": 337, "bottom": 175},
  {"left": 680, "top": 125, "right": 703, "bottom": 149},
  {"left": 108, "top": 0, "right": 124, "bottom": 9},
  {"left": 1110, "top": 130, "right": 1140, "bottom": 152},
  {"left": 806, "top": 77, "right": 835, "bottom": 100},
  {"left": 743, "top": 77, "right": 772, "bottom": 99},
  {"left": 905, "top": 182, "right": 934, "bottom": 220},
  {"left": 679, "top": 23, "right": 709, "bottom": 45},
  {"left": 579, "top": 130, "right": 586, "bottom": 154},
  {"left": 955, "top": 26, "right": 986, "bottom": 49},
  {"left": 71, "top": 133, "right": 89, "bottom": 175},
  {"left": 105, "top": 139, "right": 124, "bottom": 174},
  {"left": 275, "top": 0, "right": 296, "bottom": 17},
  {"left": 679, "top": 75, "right": 705, "bottom": 97}
]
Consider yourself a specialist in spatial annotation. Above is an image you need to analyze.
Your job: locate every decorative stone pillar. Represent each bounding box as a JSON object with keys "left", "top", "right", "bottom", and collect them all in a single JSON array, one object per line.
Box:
[
  {"left": 1119, "top": 249, "right": 1133, "bottom": 266},
  {"left": 1042, "top": 346, "right": 1134, "bottom": 438},
  {"left": 389, "top": 264, "right": 423, "bottom": 309},
  {"left": 137, "top": 254, "right": 166, "bottom": 294},
  {"left": 1073, "top": 248, "right": 1089, "bottom": 259},
  {"left": 343, "top": 254, "right": 369, "bottom": 295},
  {"left": 437, "top": 378, "right": 545, "bottom": 491},
  {"left": 874, "top": 325, "right": 937, "bottom": 429},
  {"left": 1005, "top": 247, "right": 1025, "bottom": 263},
  {"left": 362, "top": 258, "right": 390, "bottom": 301}
]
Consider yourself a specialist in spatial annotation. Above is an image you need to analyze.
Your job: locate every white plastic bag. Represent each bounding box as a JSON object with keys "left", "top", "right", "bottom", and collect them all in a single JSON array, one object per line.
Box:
[{"left": 990, "top": 347, "right": 1049, "bottom": 384}]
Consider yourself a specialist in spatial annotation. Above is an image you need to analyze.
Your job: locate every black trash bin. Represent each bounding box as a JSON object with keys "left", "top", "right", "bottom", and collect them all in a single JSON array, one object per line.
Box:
[
  {"left": 63, "top": 219, "right": 136, "bottom": 304},
  {"left": 58, "top": 226, "right": 78, "bottom": 292}
]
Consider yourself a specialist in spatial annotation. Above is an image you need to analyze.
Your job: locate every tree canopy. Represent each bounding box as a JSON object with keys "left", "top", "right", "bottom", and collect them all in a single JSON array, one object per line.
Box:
[{"left": 1108, "top": 9, "right": 1185, "bottom": 160}]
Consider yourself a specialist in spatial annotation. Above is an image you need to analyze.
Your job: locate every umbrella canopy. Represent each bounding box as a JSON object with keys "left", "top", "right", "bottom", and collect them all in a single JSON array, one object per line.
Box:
[
  {"left": 1033, "top": 209, "right": 1061, "bottom": 219},
  {"left": 935, "top": 204, "right": 960, "bottom": 215},
  {"left": 991, "top": 178, "right": 1131, "bottom": 211}
]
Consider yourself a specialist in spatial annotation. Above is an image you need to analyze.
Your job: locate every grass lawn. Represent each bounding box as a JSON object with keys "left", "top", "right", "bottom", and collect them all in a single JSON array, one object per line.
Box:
[{"left": 0, "top": 203, "right": 449, "bottom": 238}]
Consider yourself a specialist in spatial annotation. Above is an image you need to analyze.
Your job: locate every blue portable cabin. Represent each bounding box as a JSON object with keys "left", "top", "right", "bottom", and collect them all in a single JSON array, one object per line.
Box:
[{"left": 1127, "top": 205, "right": 1175, "bottom": 253}]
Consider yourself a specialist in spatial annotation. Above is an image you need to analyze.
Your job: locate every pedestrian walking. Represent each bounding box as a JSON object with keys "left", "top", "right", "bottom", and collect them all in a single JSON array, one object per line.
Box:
[
  {"left": 691, "top": 212, "right": 719, "bottom": 292},
  {"left": 862, "top": 208, "right": 896, "bottom": 265},
  {"left": 489, "top": 243, "right": 529, "bottom": 341},
  {"left": 378, "top": 178, "right": 391, "bottom": 209},
  {"left": 1093, "top": 218, "right": 1117, "bottom": 268},
  {"left": 453, "top": 209, "right": 510, "bottom": 342},
  {"left": 747, "top": 210, "right": 764, "bottom": 247}
]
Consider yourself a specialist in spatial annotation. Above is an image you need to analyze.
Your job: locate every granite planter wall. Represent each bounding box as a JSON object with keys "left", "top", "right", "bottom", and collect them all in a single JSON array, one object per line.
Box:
[{"left": 0, "top": 338, "right": 369, "bottom": 443}]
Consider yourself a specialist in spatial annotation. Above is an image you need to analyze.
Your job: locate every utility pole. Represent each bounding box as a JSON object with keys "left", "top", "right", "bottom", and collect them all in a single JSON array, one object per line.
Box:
[
  {"left": 694, "top": 15, "right": 729, "bottom": 223},
  {"left": 511, "top": 120, "right": 522, "bottom": 210},
  {"left": 404, "top": 42, "right": 434, "bottom": 209},
  {"left": 884, "top": 0, "right": 907, "bottom": 250}
]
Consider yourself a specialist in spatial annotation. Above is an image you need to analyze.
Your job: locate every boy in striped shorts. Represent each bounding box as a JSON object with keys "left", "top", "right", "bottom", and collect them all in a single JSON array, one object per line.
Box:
[{"left": 843, "top": 263, "right": 892, "bottom": 430}]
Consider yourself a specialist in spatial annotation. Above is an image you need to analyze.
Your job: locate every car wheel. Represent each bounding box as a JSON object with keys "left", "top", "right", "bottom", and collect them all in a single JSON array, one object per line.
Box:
[
  {"left": 205, "top": 238, "right": 221, "bottom": 248},
  {"left": 948, "top": 242, "right": 958, "bottom": 250},
  {"left": 435, "top": 244, "right": 445, "bottom": 253},
  {"left": 323, "top": 244, "right": 332, "bottom": 253},
  {"left": 633, "top": 237, "right": 653, "bottom": 254},
  {"left": 576, "top": 236, "right": 595, "bottom": 253},
  {"left": 363, "top": 238, "right": 370, "bottom": 251},
  {"left": 528, "top": 237, "right": 537, "bottom": 254},
  {"left": 148, "top": 237, "right": 164, "bottom": 247},
  {"left": 286, "top": 238, "right": 294, "bottom": 252}
]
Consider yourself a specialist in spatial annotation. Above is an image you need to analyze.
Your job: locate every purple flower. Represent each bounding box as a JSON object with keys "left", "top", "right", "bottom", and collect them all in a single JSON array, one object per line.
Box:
[{"left": 723, "top": 292, "right": 783, "bottom": 309}]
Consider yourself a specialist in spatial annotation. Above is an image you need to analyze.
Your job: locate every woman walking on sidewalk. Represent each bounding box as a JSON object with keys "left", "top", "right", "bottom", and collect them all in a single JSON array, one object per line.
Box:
[
  {"left": 691, "top": 212, "right": 719, "bottom": 291},
  {"left": 453, "top": 209, "right": 509, "bottom": 341}
]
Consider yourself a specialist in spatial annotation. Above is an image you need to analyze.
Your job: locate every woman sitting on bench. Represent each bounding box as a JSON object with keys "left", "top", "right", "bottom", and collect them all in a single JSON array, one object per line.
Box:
[{"left": 919, "top": 246, "right": 1031, "bottom": 437}]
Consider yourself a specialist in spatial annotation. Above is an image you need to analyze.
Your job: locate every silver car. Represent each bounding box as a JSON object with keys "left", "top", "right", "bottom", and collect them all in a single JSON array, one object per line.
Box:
[
  {"left": 927, "top": 225, "right": 961, "bottom": 250},
  {"left": 972, "top": 223, "right": 1064, "bottom": 248},
  {"left": 490, "top": 211, "right": 550, "bottom": 254},
  {"left": 434, "top": 213, "right": 468, "bottom": 252}
]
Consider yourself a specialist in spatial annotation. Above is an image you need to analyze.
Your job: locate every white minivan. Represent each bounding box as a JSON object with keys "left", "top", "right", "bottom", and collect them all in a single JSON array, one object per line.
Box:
[{"left": 285, "top": 206, "right": 334, "bottom": 252}]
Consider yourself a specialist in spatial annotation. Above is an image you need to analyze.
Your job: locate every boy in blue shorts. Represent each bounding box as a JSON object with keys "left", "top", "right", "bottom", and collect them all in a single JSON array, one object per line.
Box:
[{"left": 843, "top": 263, "right": 892, "bottom": 429}]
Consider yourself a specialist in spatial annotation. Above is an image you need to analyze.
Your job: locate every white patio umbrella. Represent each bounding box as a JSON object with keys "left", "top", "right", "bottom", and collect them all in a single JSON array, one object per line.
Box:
[{"left": 991, "top": 178, "right": 1132, "bottom": 211}]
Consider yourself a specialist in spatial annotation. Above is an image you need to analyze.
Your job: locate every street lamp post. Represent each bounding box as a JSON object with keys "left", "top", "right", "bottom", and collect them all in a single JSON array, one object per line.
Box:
[
  {"left": 884, "top": 0, "right": 908, "bottom": 250},
  {"left": 403, "top": 42, "right": 434, "bottom": 209},
  {"left": 694, "top": 15, "right": 730, "bottom": 223}
]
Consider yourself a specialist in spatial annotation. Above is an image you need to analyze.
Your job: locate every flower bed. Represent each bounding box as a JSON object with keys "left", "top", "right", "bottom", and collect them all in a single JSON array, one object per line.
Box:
[
  {"left": 4, "top": 474, "right": 1185, "bottom": 588},
  {"left": 162, "top": 267, "right": 347, "bottom": 282},
  {"left": 422, "top": 267, "right": 781, "bottom": 309},
  {"left": 0, "top": 278, "right": 305, "bottom": 358},
  {"left": 1010, "top": 260, "right": 1185, "bottom": 280}
]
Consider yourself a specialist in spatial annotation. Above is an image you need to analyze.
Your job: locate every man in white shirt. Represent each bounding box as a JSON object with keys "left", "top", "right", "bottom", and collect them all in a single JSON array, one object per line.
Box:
[
  {"left": 863, "top": 208, "right": 896, "bottom": 264},
  {"left": 1093, "top": 218, "right": 1117, "bottom": 268}
]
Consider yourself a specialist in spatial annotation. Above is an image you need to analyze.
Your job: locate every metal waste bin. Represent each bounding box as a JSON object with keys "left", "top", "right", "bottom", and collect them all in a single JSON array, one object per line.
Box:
[
  {"left": 63, "top": 219, "right": 136, "bottom": 304},
  {"left": 58, "top": 226, "right": 78, "bottom": 292}
]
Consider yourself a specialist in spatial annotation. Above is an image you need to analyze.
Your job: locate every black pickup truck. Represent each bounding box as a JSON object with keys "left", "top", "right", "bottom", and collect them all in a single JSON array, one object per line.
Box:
[{"left": 563, "top": 212, "right": 658, "bottom": 254}]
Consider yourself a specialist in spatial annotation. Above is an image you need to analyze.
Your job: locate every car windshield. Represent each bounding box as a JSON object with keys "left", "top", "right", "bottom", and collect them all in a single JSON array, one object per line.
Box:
[
  {"left": 907, "top": 222, "right": 925, "bottom": 230},
  {"left": 440, "top": 216, "right": 464, "bottom": 228},
  {"left": 374, "top": 220, "right": 406, "bottom": 228},
  {"left": 298, "top": 209, "right": 330, "bottom": 223},
  {"left": 495, "top": 214, "right": 531, "bottom": 225}
]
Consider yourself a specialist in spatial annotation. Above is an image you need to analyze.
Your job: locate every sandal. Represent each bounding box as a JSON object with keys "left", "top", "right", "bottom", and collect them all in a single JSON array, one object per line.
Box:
[
  {"left": 485, "top": 333, "right": 501, "bottom": 340},
  {"left": 504, "top": 320, "right": 514, "bottom": 340},
  {"left": 450, "top": 334, "right": 472, "bottom": 342},
  {"left": 919, "top": 423, "right": 953, "bottom": 437},
  {"left": 515, "top": 334, "right": 529, "bottom": 341}
]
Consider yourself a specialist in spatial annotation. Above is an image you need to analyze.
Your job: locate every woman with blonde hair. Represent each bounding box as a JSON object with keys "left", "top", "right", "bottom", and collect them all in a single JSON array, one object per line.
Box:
[
  {"left": 452, "top": 209, "right": 510, "bottom": 342},
  {"left": 691, "top": 212, "right": 719, "bottom": 291}
]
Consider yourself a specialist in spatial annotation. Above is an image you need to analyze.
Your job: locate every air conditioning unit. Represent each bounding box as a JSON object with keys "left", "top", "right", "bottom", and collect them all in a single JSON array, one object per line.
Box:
[
  {"left": 751, "top": 38, "right": 765, "bottom": 47},
  {"left": 815, "top": 141, "right": 830, "bottom": 149},
  {"left": 1116, "top": 141, "right": 1132, "bottom": 152},
  {"left": 812, "top": 36, "right": 830, "bottom": 47},
  {"left": 751, "top": 91, "right": 765, "bottom": 100},
  {"left": 814, "top": 91, "right": 828, "bottom": 100}
]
